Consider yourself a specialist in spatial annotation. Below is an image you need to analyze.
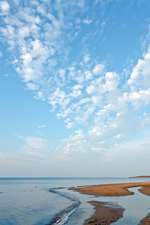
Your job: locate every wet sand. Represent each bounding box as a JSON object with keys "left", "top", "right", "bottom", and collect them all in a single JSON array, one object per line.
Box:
[
  {"left": 72, "top": 181, "right": 150, "bottom": 196},
  {"left": 139, "top": 213, "right": 150, "bottom": 225},
  {"left": 71, "top": 181, "right": 150, "bottom": 225},
  {"left": 84, "top": 201, "right": 124, "bottom": 225},
  {"left": 139, "top": 186, "right": 150, "bottom": 196}
]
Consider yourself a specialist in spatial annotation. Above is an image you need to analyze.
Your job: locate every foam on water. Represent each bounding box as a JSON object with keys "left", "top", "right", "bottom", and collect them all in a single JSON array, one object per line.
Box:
[{"left": 48, "top": 188, "right": 80, "bottom": 225}]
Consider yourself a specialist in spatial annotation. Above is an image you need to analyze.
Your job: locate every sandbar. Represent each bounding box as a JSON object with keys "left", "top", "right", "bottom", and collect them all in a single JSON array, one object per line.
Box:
[
  {"left": 72, "top": 181, "right": 150, "bottom": 196},
  {"left": 84, "top": 201, "right": 124, "bottom": 225}
]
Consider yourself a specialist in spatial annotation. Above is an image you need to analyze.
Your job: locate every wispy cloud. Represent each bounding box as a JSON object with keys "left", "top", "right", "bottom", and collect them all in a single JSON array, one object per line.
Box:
[{"left": 0, "top": 135, "right": 56, "bottom": 176}]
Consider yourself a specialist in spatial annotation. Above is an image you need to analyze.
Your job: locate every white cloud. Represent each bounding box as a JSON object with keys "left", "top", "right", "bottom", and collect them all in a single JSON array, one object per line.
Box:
[
  {"left": 123, "top": 89, "right": 150, "bottom": 105},
  {"left": 128, "top": 51, "right": 150, "bottom": 89},
  {"left": 23, "top": 136, "right": 48, "bottom": 152},
  {"left": 0, "top": 1, "right": 63, "bottom": 86},
  {"left": 71, "top": 84, "right": 82, "bottom": 97},
  {"left": 0, "top": 1, "right": 10, "bottom": 14},
  {"left": 84, "top": 70, "right": 92, "bottom": 80},
  {"left": 83, "top": 18, "right": 92, "bottom": 24},
  {"left": 21, "top": 52, "right": 32, "bottom": 65},
  {"left": 26, "top": 82, "right": 39, "bottom": 91},
  {"left": 93, "top": 64, "right": 104, "bottom": 74},
  {"left": 0, "top": 135, "right": 61, "bottom": 176},
  {"left": 0, "top": 0, "right": 150, "bottom": 162},
  {"left": 1, "top": 136, "right": 150, "bottom": 176},
  {"left": 89, "top": 126, "right": 102, "bottom": 136},
  {"left": 103, "top": 72, "right": 118, "bottom": 91},
  {"left": 86, "top": 84, "right": 96, "bottom": 94}
]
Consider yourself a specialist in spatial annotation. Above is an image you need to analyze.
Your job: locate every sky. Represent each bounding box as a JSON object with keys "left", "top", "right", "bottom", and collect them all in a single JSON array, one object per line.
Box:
[{"left": 0, "top": 0, "right": 150, "bottom": 177}]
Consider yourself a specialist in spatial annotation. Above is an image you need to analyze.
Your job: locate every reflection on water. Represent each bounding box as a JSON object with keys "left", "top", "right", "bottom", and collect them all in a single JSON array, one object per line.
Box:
[
  {"left": 113, "top": 187, "right": 150, "bottom": 225},
  {"left": 66, "top": 185, "right": 150, "bottom": 225},
  {"left": 0, "top": 177, "right": 150, "bottom": 225},
  {"left": 64, "top": 179, "right": 150, "bottom": 225},
  {"left": 0, "top": 185, "right": 71, "bottom": 225}
]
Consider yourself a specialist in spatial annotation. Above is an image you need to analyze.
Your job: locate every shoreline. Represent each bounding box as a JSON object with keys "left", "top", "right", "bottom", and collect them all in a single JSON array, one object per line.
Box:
[
  {"left": 84, "top": 201, "right": 124, "bottom": 225},
  {"left": 139, "top": 213, "right": 150, "bottom": 225},
  {"left": 71, "top": 181, "right": 150, "bottom": 196},
  {"left": 46, "top": 181, "right": 150, "bottom": 225},
  {"left": 130, "top": 176, "right": 150, "bottom": 178},
  {"left": 48, "top": 188, "right": 81, "bottom": 225},
  {"left": 71, "top": 181, "right": 150, "bottom": 225}
]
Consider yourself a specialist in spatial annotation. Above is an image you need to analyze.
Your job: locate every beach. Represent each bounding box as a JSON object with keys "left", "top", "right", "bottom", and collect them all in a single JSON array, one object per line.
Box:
[{"left": 72, "top": 181, "right": 150, "bottom": 225}]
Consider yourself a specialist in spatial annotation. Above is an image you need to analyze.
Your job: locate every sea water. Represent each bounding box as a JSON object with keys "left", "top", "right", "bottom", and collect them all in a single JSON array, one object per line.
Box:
[{"left": 0, "top": 177, "right": 149, "bottom": 225}]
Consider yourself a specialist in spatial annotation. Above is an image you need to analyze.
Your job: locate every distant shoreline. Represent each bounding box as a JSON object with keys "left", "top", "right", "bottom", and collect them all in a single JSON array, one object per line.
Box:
[{"left": 130, "top": 176, "right": 150, "bottom": 178}]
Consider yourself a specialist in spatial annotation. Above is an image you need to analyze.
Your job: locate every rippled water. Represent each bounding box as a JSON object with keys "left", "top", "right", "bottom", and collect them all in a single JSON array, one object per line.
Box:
[{"left": 0, "top": 177, "right": 149, "bottom": 225}]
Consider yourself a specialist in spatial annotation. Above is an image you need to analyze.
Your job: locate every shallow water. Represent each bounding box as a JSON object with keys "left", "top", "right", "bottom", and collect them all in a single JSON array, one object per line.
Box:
[
  {"left": 113, "top": 187, "right": 150, "bottom": 225},
  {"left": 0, "top": 177, "right": 150, "bottom": 225}
]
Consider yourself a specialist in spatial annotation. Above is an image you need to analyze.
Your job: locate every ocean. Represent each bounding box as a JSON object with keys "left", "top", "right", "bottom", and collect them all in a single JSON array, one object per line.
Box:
[{"left": 0, "top": 177, "right": 150, "bottom": 225}]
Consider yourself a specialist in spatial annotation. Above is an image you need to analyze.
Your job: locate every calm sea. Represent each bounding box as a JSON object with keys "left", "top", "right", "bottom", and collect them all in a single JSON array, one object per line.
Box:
[{"left": 0, "top": 177, "right": 149, "bottom": 225}]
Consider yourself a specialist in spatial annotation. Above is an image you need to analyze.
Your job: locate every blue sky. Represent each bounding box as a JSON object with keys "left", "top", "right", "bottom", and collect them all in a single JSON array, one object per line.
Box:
[{"left": 0, "top": 0, "right": 150, "bottom": 176}]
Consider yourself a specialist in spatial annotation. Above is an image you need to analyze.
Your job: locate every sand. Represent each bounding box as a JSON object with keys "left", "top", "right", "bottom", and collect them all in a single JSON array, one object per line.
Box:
[
  {"left": 139, "top": 213, "right": 150, "bottom": 225},
  {"left": 72, "top": 181, "right": 150, "bottom": 225},
  {"left": 71, "top": 181, "right": 150, "bottom": 225},
  {"left": 139, "top": 186, "right": 150, "bottom": 196},
  {"left": 72, "top": 181, "right": 150, "bottom": 196},
  {"left": 84, "top": 201, "right": 124, "bottom": 225}
]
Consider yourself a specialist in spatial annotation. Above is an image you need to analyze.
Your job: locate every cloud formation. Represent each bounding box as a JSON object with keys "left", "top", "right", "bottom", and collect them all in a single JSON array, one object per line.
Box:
[
  {"left": 0, "top": 0, "right": 150, "bottom": 160},
  {"left": 0, "top": 1, "right": 10, "bottom": 14}
]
